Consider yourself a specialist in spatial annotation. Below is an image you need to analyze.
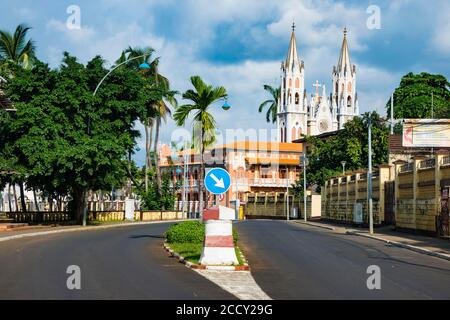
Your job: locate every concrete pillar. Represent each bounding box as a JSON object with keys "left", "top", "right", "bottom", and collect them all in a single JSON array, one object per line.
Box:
[{"left": 413, "top": 156, "right": 426, "bottom": 230}]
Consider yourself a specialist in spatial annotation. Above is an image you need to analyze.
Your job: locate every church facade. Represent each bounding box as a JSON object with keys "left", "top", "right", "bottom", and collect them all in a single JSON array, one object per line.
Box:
[{"left": 278, "top": 26, "right": 359, "bottom": 143}]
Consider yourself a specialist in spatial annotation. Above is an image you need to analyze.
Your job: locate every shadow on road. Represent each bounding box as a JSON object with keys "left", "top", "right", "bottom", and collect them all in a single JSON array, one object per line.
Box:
[{"left": 128, "top": 234, "right": 165, "bottom": 239}]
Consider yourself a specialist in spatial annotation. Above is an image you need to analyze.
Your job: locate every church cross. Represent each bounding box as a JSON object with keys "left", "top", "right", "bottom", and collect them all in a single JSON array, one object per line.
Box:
[{"left": 313, "top": 80, "right": 322, "bottom": 96}]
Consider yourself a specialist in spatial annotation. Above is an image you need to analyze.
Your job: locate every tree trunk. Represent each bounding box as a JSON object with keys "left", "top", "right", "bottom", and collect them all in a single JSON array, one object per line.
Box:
[
  {"left": 199, "top": 125, "right": 205, "bottom": 219},
  {"left": 8, "top": 183, "right": 13, "bottom": 212},
  {"left": 145, "top": 123, "right": 149, "bottom": 192},
  {"left": 33, "top": 188, "right": 38, "bottom": 211},
  {"left": 148, "top": 120, "right": 154, "bottom": 169},
  {"left": 13, "top": 184, "right": 18, "bottom": 212},
  {"left": 71, "top": 187, "right": 87, "bottom": 224},
  {"left": 154, "top": 117, "right": 162, "bottom": 199},
  {"left": 19, "top": 183, "right": 27, "bottom": 212}
]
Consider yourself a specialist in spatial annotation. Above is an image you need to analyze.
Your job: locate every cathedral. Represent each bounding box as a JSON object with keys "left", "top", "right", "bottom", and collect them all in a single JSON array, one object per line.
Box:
[{"left": 278, "top": 25, "right": 359, "bottom": 143}]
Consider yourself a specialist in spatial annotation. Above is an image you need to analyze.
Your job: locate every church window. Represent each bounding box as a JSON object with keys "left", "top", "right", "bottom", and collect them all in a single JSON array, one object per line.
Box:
[
  {"left": 298, "top": 127, "right": 302, "bottom": 138},
  {"left": 292, "top": 127, "right": 296, "bottom": 140},
  {"left": 295, "top": 93, "right": 300, "bottom": 105},
  {"left": 280, "top": 128, "right": 284, "bottom": 142},
  {"left": 289, "top": 78, "right": 292, "bottom": 88},
  {"left": 348, "top": 82, "right": 352, "bottom": 93},
  {"left": 341, "top": 83, "right": 344, "bottom": 92},
  {"left": 335, "top": 82, "right": 338, "bottom": 94},
  {"left": 347, "top": 96, "right": 352, "bottom": 108},
  {"left": 295, "top": 78, "right": 300, "bottom": 88}
]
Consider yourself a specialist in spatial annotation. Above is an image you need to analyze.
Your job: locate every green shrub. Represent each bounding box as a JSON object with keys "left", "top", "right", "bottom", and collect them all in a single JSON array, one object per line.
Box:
[
  {"left": 165, "top": 221, "right": 205, "bottom": 244},
  {"left": 165, "top": 220, "right": 240, "bottom": 244}
]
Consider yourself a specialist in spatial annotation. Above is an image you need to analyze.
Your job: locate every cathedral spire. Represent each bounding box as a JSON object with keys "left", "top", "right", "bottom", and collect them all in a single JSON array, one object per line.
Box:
[
  {"left": 285, "top": 22, "right": 300, "bottom": 69},
  {"left": 337, "top": 27, "right": 352, "bottom": 74}
]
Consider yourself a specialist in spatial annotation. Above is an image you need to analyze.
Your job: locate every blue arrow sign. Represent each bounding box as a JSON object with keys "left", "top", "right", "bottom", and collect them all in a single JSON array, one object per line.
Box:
[{"left": 204, "top": 168, "right": 231, "bottom": 195}]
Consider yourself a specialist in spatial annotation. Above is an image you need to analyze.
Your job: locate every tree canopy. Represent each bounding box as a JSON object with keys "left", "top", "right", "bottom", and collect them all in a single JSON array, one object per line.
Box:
[
  {"left": 387, "top": 72, "right": 450, "bottom": 119},
  {"left": 0, "top": 52, "right": 155, "bottom": 220},
  {"left": 297, "top": 112, "right": 389, "bottom": 192}
]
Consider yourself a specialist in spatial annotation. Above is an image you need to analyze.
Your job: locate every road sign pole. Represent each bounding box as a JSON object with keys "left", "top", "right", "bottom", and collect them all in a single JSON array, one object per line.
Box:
[
  {"left": 286, "top": 168, "right": 290, "bottom": 221},
  {"left": 368, "top": 117, "right": 374, "bottom": 234}
]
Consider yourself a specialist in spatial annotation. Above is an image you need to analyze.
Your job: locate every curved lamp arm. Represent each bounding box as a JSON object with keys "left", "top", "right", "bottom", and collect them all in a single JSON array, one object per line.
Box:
[{"left": 93, "top": 53, "right": 150, "bottom": 96}]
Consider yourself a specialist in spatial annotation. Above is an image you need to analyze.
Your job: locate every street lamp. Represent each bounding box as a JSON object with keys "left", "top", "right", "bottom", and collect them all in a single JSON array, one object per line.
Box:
[
  {"left": 368, "top": 116, "right": 374, "bottom": 234},
  {"left": 80, "top": 53, "right": 152, "bottom": 227},
  {"left": 341, "top": 161, "right": 346, "bottom": 175},
  {"left": 300, "top": 154, "right": 308, "bottom": 222}
]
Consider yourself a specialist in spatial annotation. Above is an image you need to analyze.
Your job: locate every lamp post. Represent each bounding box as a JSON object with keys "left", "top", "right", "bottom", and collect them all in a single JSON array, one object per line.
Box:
[
  {"left": 300, "top": 154, "right": 308, "bottom": 222},
  {"left": 286, "top": 167, "right": 290, "bottom": 221},
  {"left": 341, "top": 161, "right": 346, "bottom": 175},
  {"left": 368, "top": 116, "right": 374, "bottom": 234},
  {"left": 81, "top": 54, "right": 151, "bottom": 226}
]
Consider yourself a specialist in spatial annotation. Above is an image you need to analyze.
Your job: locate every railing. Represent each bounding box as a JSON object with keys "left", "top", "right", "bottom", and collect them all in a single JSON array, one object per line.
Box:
[
  {"left": 419, "top": 158, "right": 436, "bottom": 169},
  {"left": 247, "top": 178, "right": 290, "bottom": 187},
  {"left": 400, "top": 163, "right": 413, "bottom": 173}
]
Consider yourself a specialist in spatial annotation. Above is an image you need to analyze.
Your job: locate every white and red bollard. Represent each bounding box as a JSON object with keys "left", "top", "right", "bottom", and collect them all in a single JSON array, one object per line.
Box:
[{"left": 199, "top": 206, "right": 239, "bottom": 266}]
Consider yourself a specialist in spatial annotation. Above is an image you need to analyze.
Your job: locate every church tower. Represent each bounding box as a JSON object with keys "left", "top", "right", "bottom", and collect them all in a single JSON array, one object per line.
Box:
[
  {"left": 278, "top": 23, "right": 306, "bottom": 143},
  {"left": 332, "top": 28, "right": 359, "bottom": 130}
]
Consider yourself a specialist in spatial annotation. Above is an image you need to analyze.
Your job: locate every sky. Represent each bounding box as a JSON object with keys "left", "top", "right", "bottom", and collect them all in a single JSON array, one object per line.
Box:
[{"left": 1, "top": 0, "right": 449, "bottom": 166}]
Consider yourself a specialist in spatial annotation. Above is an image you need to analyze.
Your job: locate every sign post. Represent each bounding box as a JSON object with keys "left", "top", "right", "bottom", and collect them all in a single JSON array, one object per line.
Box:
[{"left": 200, "top": 168, "right": 238, "bottom": 266}]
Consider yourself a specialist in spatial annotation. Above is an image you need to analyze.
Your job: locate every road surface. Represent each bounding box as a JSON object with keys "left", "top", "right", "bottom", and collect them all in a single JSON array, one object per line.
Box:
[
  {"left": 235, "top": 220, "right": 450, "bottom": 300},
  {"left": 0, "top": 222, "right": 235, "bottom": 300}
]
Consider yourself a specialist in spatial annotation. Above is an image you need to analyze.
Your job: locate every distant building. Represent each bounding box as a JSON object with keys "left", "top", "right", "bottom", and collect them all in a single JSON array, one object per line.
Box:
[
  {"left": 278, "top": 25, "right": 358, "bottom": 142},
  {"left": 159, "top": 142, "right": 303, "bottom": 209}
]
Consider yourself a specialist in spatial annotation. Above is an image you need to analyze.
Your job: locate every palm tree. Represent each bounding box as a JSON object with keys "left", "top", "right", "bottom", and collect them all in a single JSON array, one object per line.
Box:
[
  {"left": 259, "top": 85, "right": 280, "bottom": 123},
  {"left": 117, "top": 47, "right": 177, "bottom": 198},
  {"left": 0, "top": 24, "right": 36, "bottom": 69},
  {"left": 0, "top": 24, "right": 36, "bottom": 213},
  {"left": 174, "top": 76, "right": 227, "bottom": 216}
]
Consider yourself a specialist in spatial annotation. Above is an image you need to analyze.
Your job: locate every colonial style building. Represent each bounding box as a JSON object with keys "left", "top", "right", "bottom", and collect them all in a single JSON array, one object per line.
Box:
[{"left": 278, "top": 25, "right": 359, "bottom": 143}]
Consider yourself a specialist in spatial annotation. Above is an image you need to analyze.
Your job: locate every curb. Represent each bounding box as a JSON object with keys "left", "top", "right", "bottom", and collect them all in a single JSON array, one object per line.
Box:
[
  {"left": 294, "top": 221, "right": 336, "bottom": 231},
  {"left": 163, "top": 242, "right": 250, "bottom": 271},
  {"left": 0, "top": 220, "right": 187, "bottom": 243},
  {"left": 346, "top": 230, "right": 450, "bottom": 262}
]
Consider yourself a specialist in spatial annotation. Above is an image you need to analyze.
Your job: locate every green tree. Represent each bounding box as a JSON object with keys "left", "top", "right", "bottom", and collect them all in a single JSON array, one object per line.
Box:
[
  {"left": 0, "top": 53, "right": 151, "bottom": 222},
  {"left": 173, "top": 76, "right": 227, "bottom": 215},
  {"left": 387, "top": 72, "right": 450, "bottom": 119},
  {"left": 298, "top": 112, "right": 389, "bottom": 192},
  {"left": 258, "top": 85, "right": 280, "bottom": 123},
  {"left": 117, "top": 47, "right": 177, "bottom": 196},
  {"left": 0, "top": 24, "right": 36, "bottom": 70}
]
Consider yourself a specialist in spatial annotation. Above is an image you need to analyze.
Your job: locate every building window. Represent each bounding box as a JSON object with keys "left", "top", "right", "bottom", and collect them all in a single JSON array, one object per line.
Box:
[
  {"left": 347, "top": 96, "right": 352, "bottom": 108},
  {"left": 292, "top": 127, "right": 296, "bottom": 141},
  {"left": 289, "top": 78, "right": 292, "bottom": 88},
  {"left": 295, "top": 93, "right": 299, "bottom": 104},
  {"left": 298, "top": 127, "right": 302, "bottom": 138},
  {"left": 348, "top": 82, "right": 352, "bottom": 93},
  {"left": 280, "top": 128, "right": 284, "bottom": 142},
  {"left": 295, "top": 78, "right": 300, "bottom": 88}
]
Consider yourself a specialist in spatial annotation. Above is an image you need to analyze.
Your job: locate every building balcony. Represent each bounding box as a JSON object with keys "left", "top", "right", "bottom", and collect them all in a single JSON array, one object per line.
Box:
[{"left": 246, "top": 178, "right": 291, "bottom": 187}]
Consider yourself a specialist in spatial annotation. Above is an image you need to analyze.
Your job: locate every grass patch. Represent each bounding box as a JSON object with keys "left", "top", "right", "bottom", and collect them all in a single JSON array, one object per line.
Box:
[{"left": 168, "top": 242, "right": 246, "bottom": 266}]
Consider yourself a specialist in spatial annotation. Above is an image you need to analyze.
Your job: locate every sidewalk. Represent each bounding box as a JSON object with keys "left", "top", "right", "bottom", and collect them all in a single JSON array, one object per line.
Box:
[
  {"left": 0, "top": 220, "right": 187, "bottom": 242},
  {"left": 295, "top": 220, "right": 450, "bottom": 261}
]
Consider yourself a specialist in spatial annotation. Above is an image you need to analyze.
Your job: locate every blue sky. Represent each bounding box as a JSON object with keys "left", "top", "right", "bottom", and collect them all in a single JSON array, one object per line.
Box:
[{"left": 1, "top": 0, "right": 449, "bottom": 166}]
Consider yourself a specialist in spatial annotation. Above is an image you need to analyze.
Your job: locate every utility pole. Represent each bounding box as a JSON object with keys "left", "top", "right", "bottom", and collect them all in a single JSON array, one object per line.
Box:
[
  {"left": 368, "top": 117, "right": 374, "bottom": 234},
  {"left": 286, "top": 168, "right": 290, "bottom": 221},
  {"left": 390, "top": 93, "right": 394, "bottom": 135},
  {"left": 301, "top": 155, "right": 308, "bottom": 222}
]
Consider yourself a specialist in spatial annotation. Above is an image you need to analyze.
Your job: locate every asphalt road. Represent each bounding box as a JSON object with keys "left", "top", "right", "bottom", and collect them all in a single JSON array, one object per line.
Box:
[
  {"left": 235, "top": 220, "right": 450, "bottom": 300},
  {"left": 0, "top": 222, "right": 235, "bottom": 300}
]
